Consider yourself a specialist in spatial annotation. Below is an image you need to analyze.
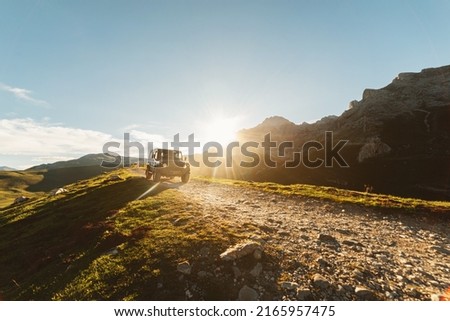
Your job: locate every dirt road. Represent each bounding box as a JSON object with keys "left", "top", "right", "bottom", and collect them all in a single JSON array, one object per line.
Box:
[
  {"left": 130, "top": 164, "right": 449, "bottom": 300},
  {"left": 173, "top": 178, "right": 449, "bottom": 300}
]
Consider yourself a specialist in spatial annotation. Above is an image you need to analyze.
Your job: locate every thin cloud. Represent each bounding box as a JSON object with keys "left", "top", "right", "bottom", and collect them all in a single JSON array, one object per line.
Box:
[
  {"left": 0, "top": 82, "right": 49, "bottom": 107},
  {"left": 0, "top": 119, "right": 172, "bottom": 167},
  {"left": 0, "top": 118, "right": 114, "bottom": 156}
]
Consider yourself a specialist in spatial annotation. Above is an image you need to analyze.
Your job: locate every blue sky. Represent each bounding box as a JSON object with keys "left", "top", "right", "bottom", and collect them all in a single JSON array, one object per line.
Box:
[{"left": 1, "top": 0, "right": 449, "bottom": 168}]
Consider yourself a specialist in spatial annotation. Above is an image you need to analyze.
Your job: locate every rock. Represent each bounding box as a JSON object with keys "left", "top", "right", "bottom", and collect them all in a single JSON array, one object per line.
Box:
[
  {"left": 177, "top": 261, "right": 191, "bottom": 275},
  {"left": 318, "top": 234, "right": 339, "bottom": 244},
  {"left": 312, "top": 274, "right": 330, "bottom": 289},
  {"left": 296, "top": 288, "right": 313, "bottom": 300},
  {"left": 220, "top": 241, "right": 262, "bottom": 261},
  {"left": 355, "top": 286, "right": 377, "bottom": 300},
  {"left": 106, "top": 248, "right": 119, "bottom": 256},
  {"left": 13, "top": 195, "right": 29, "bottom": 204},
  {"left": 316, "top": 258, "right": 332, "bottom": 268},
  {"left": 281, "top": 281, "right": 299, "bottom": 291},
  {"left": 376, "top": 254, "right": 389, "bottom": 262},
  {"left": 300, "top": 235, "right": 310, "bottom": 241},
  {"left": 335, "top": 228, "right": 352, "bottom": 235},
  {"left": 232, "top": 266, "right": 242, "bottom": 278},
  {"left": 358, "top": 137, "right": 391, "bottom": 162},
  {"left": 250, "top": 263, "right": 263, "bottom": 278},
  {"left": 199, "top": 247, "right": 210, "bottom": 257},
  {"left": 278, "top": 230, "right": 290, "bottom": 236},
  {"left": 253, "top": 249, "right": 262, "bottom": 260},
  {"left": 106, "top": 174, "right": 123, "bottom": 182},
  {"left": 197, "top": 271, "right": 209, "bottom": 278},
  {"left": 238, "top": 285, "right": 258, "bottom": 301},
  {"left": 173, "top": 216, "right": 193, "bottom": 226},
  {"left": 342, "top": 239, "right": 363, "bottom": 247},
  {"left": 352, "top": 269, "right": 365, "bottom": 280},
  {"left": 430, "top": 245, "right": 450, "bottom": 255},
  {"left": 50, "top": 187, "right": 68, "bottom": 196}
]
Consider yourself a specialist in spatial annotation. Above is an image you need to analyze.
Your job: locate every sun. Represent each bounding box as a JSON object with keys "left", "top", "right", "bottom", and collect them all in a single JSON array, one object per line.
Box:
[{"left": 203, "top": 116, "right": 240, "bottom": 145}]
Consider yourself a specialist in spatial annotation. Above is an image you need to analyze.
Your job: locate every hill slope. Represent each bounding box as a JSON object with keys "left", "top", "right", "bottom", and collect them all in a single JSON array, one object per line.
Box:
[
  {"left": 1, "top": 169, "right": 448, "bottom": 300},
  {"left": 0, "top": 164, "right": 118, "bottom": 208}
]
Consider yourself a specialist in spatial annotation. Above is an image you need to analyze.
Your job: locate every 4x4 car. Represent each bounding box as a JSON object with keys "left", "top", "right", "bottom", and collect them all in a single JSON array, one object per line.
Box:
[{"left": 145, "top": 148, "right": 190, "bottom": 183}]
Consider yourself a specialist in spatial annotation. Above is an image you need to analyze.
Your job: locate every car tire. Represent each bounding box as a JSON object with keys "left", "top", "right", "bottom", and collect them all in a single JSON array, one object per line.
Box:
[{"left": 181, "top": 172, "right": 190, "bottom": 183}]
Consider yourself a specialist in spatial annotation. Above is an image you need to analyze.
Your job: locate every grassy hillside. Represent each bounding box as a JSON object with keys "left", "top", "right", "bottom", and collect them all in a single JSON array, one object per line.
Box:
[
  {"left": 0, "top": 169, "right": 258, "bottom": 300},
  {"left": 1, "top": 169, "right": 449, "bottom": 300},
  {"left": 0, "top": 165, "right": 116, "bottom": 208},
  {"left": 0, "top": 171, "right": 45, "bottom": 208}
]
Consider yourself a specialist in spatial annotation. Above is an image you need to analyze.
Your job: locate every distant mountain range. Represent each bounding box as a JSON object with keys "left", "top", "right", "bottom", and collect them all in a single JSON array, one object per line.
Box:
[
  {"left": 232, "top": 65, "right": 450, "bottom": 200},
  {"left": 26, "top": 153, "right": 143, "bottom": 171},
  {"left": 0, "top": 166, "right": 17, "bottom": 171}
]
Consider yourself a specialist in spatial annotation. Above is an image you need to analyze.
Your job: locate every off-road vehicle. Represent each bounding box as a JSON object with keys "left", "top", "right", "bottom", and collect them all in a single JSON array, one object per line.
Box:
[{"left": 145, "top": 148, "right": 190, "bottom": 183}]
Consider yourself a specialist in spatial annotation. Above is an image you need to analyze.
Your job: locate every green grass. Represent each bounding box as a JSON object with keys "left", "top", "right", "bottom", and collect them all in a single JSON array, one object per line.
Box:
[
  {"left": 0, "top": 171, "right": 45, "bottom": 208},
  {"left": 194, "top": 176, "right": 450, "bottom": 213},
  {"left": 0, "top": 169, "right": 260, "bottom": 300}
]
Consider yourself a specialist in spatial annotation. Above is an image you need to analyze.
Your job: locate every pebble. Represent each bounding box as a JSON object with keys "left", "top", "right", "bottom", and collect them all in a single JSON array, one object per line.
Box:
[
  {"left": 296, "top": 288, "right": 312, "bottom": 300},
  {"left": 317, "top": 258, "right": 332, "bottom": 268},
  {"left": 250, "top": 263, "right": 263, "bottom": 278},
  {"left": 177, "top": 261, "right": 192, "bottom": 275},
  {"left": 355, "top": 286, "right": 376, "bottom": 300},
  {"left": 280, "top": 281, "right": 299, "bottom": 291},
  {"left": 232, "top": 266, "right": 242, "bottom": 278},
  {"left": 343, "top": 239, "right": 363, "bottom": 247},
  {"left": 430, "top": 246, "right": 450, "bottom": 255},
  {"left": 253, "top": 249, "right": 263, "bottom": 260},
  {"left": 318, "top": 234, "right": 339, "bottom": 244},
  {"left": 312, "top": 274, "right": 330, "bottom": 289}
]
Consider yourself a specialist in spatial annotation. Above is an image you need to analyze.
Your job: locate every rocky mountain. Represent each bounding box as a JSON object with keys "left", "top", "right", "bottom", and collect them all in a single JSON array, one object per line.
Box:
[{"left": 236, "top": 65, "right": 450, "bottom": 200}]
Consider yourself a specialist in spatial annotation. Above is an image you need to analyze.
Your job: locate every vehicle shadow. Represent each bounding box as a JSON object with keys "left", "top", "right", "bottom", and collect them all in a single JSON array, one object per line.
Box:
[{"left": 137, "top": 179, "right": 186, "bottom": 199}]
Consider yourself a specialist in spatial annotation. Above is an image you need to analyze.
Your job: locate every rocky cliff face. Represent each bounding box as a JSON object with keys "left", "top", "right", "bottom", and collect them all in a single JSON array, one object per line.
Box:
[{"left": 236, "top": 65, "right": 450, "bottom": 200}]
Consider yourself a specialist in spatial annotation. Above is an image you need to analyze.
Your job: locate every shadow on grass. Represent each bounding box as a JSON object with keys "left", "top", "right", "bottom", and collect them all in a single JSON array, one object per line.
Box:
[{"left": 0, "top": 176, "right": 154, "bottom": 299}]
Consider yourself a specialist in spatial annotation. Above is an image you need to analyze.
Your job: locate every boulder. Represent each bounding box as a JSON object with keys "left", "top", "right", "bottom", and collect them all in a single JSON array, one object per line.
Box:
[
  {"left": 220, "top": 241, "right": 262, "bottom": 261},
  {"left": 312, "top": 274, "right": 330, "bottom": 289},
  {"left": 13, "top": 196, "right": 29, "bottom": 204},
  {"left": 238, "top": 285, "right": 258, "bottom": 301}
]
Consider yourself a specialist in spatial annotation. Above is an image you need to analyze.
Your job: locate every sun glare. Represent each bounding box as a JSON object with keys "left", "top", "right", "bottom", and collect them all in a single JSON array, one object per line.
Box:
[{"left": 203, "top": 116, "right": 239, "bottom": 145}]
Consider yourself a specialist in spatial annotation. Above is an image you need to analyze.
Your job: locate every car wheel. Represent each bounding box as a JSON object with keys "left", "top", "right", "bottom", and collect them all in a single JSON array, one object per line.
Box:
[{"left": 181, "top": 172, "right": 190, "bottom": 183}]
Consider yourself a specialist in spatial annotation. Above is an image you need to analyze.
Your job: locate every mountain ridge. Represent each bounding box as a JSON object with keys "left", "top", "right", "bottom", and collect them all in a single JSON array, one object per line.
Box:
[
  {"left": 235, "top": 64, "right": 450, "bottom": 200},
  {"left": 0, "top": 166, "right": 17, "bottom": 171}
]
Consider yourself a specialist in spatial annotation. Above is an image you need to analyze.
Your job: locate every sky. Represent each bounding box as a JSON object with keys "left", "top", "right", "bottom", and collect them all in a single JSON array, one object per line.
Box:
[{"left": 1, "top": 0, "right": 450, "bottom": 169}]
